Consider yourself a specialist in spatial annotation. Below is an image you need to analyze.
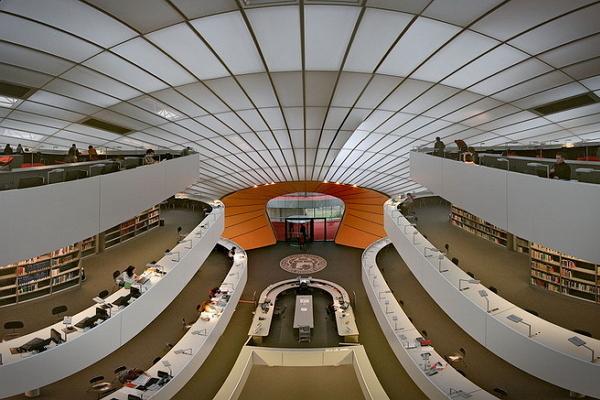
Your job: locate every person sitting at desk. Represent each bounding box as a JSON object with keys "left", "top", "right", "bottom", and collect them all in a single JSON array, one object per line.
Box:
[
  {"left": 117, "top": 368, "right": 149, "bottom": 384},
  {"left": 87, "top": 145, "right": 98, "bottom": 161},
  {"left": 118, "top": 265, "right": 139, "bottom": 288},
  {"left": 228, "top": 247, "right": 236, "bottom": 262},
  {"left": 549, "top": 153, "right": 571, "bottom": 180},
  {"left": 143, "top": 149, "right": 157, "bottom": 165}
]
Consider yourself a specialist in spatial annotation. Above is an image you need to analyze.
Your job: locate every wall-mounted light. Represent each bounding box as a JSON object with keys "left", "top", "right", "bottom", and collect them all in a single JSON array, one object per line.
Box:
[{"left": 458, "top": 278, "right": 479, "bottom": 291}]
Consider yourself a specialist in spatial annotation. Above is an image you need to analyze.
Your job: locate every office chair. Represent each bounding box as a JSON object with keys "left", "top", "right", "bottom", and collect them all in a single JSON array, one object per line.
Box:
[
  {"left": 51, "top": 305, "right": 68, "bottom": 319},
  {"left": 488, "top": 286, "right": 498, "bottom": 294},
  {"left": 421, "top": 330, "right": 428, "bottom": 338},
  {"left": 493, "top": 388, "right": 508, "bottom": 398},
  {"left": 98, "top": 290, "right": 109, "bottom": 300},
  {"left": 113, "top": 366, "right": 127, "bottom": 384},
  {"left": 152, "top": 357, "right": 161, "bottom": 365},
  {"left": 573, "top": 329, "right": 593, "bottom": 338},
  {"left": 3, "top": 320, "right": 24, "bottom": 341},
  {"left": 466, "top": 271, "right": 475, "bottom": 279},
  {"left": 17, "top": 176, "right": 44, "bottom": 189},
  {"left": 451, "top": 257, "right": 459, "bottom": 266},
  {"left": 88, "top": 376, "right": 113, "bottom": 399},
  {"left": 524, "top": 308, "right": 539, "bottom": 317}
]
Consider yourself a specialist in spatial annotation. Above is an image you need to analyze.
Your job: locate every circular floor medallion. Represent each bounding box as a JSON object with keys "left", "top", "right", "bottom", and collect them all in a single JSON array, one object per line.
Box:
[{"left": 280, "top": 254, "right": 327, "bottom": 274}]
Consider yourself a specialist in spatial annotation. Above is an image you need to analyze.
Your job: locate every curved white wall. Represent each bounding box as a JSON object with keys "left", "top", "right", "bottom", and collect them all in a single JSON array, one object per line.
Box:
[
  {"left": 410, "top": 151, "right": 600, "bottom": 264},
  {"left": 0, "top": 154, "right": 199, "bottom": 266},
  {"left": 362, "top": 238, "right": 497, "bottom": 400},
  {"left": 0, "top": 206, "right": 222, "bottom": 398},
  {"left": 385, "top": 200, "right": 600, "bottom": 398},
  {"left": 105, "top": 238, "right": 247, "bottom": 400}
]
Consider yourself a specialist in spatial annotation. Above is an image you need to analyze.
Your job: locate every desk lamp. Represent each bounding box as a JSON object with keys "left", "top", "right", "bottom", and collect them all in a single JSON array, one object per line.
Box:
[
  {"left": 165, "top": 251, "right": 180, "bottom": 262},
  {"left": 403, "top": 223, "right": 417, "bottom": 233},
  {"left": 423, "top": 247, "right": 438, "bottom": 257},
  {"left": 478, "top": 290, "right": 498, "bottom": 313},
  {"left": 174, "top": 348, "right": 192, "bottom": 355},
  {"left": 392, "top": 315, "right": 404, "bottom": 332},
  {"left": 385, "top": 299, "right": 392, "bottom": 314},
  {"left": 379, "top": 290, "right": 391, "bottom": 300},
  {"left": 192, "top": 328, "right": 208, "bottom": 336},
  {"left": 438, "top": 252, "right": 448, "bottom": 273},
  {"left": 507, "top": 314, "right": 537, "bottom": 338},
  {"left": 161, "top": 360, "right": 173, "bottom": 377},
  {"left": 458, "top": 279, "right": 480, "bottom": 291},
  {"left": 180, "top": 239, "right": 192, "bottom": 249},
  {"left": 568, "top": 336, "right": 598, "bottom": 363}
]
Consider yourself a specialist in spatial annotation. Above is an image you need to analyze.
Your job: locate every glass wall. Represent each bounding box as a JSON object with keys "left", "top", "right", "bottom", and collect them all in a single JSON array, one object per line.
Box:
[{"left": 266, "top": 192, "right": 344, "bottom": 242}]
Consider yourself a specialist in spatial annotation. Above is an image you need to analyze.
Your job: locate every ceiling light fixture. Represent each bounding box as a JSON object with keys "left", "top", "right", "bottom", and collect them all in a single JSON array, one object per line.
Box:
[
  {"left": 0, "top": 96, "right": 19, "bottom": 108},
  {"left": 157, "top": 109, "right": 180, "bottom": 120}
]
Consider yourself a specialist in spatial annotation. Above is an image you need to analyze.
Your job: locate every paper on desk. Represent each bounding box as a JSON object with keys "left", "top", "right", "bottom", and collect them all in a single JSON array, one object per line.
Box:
[{"left": 131, "top": 374, "right": 151, "bottom": 386}]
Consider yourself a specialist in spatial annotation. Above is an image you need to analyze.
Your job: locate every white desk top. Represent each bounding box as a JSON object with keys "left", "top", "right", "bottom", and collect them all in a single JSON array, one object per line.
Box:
[
  {"left": 249, "top": 277, "right": 358, "bottom": 338},
  {"left": 363, "top": 237, "right": 496, "bottom": 400},
  {"left": 104, "top": 238, "right": 247, "bottom": 400},
  {"left": 0, "top": 208, "right": 224, "bottom": 398},
  {"left": 385, "top": 199, "right": 600, "bottom": 397}
]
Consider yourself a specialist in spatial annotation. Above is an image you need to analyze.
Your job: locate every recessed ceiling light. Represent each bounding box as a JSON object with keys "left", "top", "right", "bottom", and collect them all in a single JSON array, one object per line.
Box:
[
  {"left": 0, "top": 96, "right": 19, "bottom": 108},
  {"left": 323, "top": 180, "right": 328, "bottom": 183},
  {"left": 335, "top": 181, "right": 340, "bottom": 185},
  {"left": 157, "top": 109, "right": 181, "bottom": 120}
]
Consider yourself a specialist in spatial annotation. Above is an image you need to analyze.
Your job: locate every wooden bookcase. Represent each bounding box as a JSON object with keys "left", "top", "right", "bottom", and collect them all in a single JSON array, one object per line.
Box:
[
  {"left": 450, "top": 205, "right": 509, "bottom": 247},
  {"left": 530, "top": 242, "right": 599, "bottom": 303},
  {"left": 0, "top": 244, "right": 83, "bottom": 307},
  {"left": 102, "top": 205, "right": 160, "bottom": 250}
]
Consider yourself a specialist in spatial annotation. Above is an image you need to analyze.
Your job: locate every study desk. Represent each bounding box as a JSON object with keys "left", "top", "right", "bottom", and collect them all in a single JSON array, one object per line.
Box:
[
  {"left": 249, "top": 278, "right": 358, "bottom": 342},
  {"left": 103, "top": 238, "right": 247, "bottom": 400},
  {"left": 0, "top": 208, "right": 224, "bottom": 398},
  {"left": 385, "top": 198, "right": 600, "bottom": 398},
  {"left": 363, "top": 238, "right": 497, "bottom": 400}
]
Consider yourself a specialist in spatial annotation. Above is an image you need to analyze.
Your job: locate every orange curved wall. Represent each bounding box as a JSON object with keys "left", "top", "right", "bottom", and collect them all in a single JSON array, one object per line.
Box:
[{"left": 221, "top": 181, "right": 387, "bottom": 250}]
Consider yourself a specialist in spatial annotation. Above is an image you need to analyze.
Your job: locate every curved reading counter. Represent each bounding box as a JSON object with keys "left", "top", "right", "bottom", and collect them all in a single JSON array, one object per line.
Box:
[
  {"left": 0, "top": 154, "right": 199, "bottom": 266},
  {"left": 362, "top": 238, "right": 497, "bottom": 400},
  {"left": 248, "top": 278, "right": 359, "bottom": 343},
  {"left": 104, "top": 238, "right": 248, "bottom": 400},
  {"left": 0, "top": 206, "right": 224, "bottom": 398},
  {"left": 385, "top": 198, "right": 600, "bottom": 398}
]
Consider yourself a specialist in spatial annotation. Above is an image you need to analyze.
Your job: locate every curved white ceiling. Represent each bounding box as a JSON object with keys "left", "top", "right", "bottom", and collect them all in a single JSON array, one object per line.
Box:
[{"left": 1, "top": 0, "right": 599, "bottom": 199}]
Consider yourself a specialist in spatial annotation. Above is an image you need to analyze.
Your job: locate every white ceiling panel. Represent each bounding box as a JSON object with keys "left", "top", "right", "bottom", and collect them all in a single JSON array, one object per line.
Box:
[
  {"left": 61, "top": 66, "right": 142, "bottom": 100},
  {"left": 237, "top": 74, "right": 279, "bottom": 108},
  {"left": 422, "top": 0, "right": 503, "bottom": 27},
  {"left": 0, "top": 13, "right": 101, "bottom": 63},
  {"left": 304, "top": 5, "right": 360, "bottom": 70},
  {"left": 44, "top": 79, "right": 120, "bottom": 108},
  {"left": 0, "top": 0, "right": 136, "bottom": 47},
  {"left": 443, "top": 45, "right": 529, "bottom": 90},
  {"left": 246, "top": 6, "right": 301, "bottom": 72},
  {"left": 378, "top": 17, "right": 461, "bottom": 77},
  {"left": 83, "top": 52, "right": 167, "bottom": 93},
  {"left": 146, "top": 23, "right": 228, "bottom": 80},
  {"left": 27, "top": 91, "right": 100, "bottom": 115},
  {"left": 470, "top": 58, "right": 554, "bottom": 96},
  {"left": 191, "top": 12, "right": 264, "bottom": 75},
  {"left": 538, "top": 34, "right": 600, "bottom": 68},
  {"left": 413, "top": 31, "right": 499, "bottom": 83},
  {"left": 345, "top": 8, "right": 412, "bottom": 73},
  {"left": 509, "top": 3, "right": 600, "bottom": 55},
  {"left": 112, "top": 38, "right": 195, "bottom": 87},
  {"left": 471, "top": 0, "right": 595, "bottom": 41},
  {"left": 0, "top": 42, "right": 74, "bottom": 76},
  {"left": 204, "top": 77, "right": 254, "bottom": 111}
]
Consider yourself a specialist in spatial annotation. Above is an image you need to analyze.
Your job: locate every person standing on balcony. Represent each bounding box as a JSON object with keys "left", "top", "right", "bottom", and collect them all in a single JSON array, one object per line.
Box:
[{"left": 433, "top": 137, "right": 445, "bottom": 157}]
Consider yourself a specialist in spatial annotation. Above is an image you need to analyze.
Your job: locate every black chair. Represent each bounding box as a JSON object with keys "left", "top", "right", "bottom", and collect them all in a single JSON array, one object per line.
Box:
[
  {"left": 524, "top": 308, "right": 539, "bottom": 317},
  {"left": 456, "top": 369, "right": 466, "bottom": 377},
  {"left": 17, "top": 176, "right": 44, "bottom": 189},
  {"left": 88, "top": 376, "right": 113, "bottom": 399},
  {"left": 102, "top": 163, "right": 120, "bottom": 175},
  {"left": 113, "top": 366, "right": 127, "bottom": 384},
  {"left": 152, "top": 356, "right": 161, "bottom": 365},
  {"left": 467, "top": 271, "right": 475, "bottom": 279},
  {"left": 98, "top": 290, "right": 109, "bottom": 300},
  {"left": 51, "top": 305, "right": 68, "bottom": 319},
  {"left": 3, "top": 320, "right": 24, "bottom": 340},
  {"left": 493, "top": 388, "right": 508, "bottom": 398},
  {"left": 573, "top": 329, "right": 593, "bottom": 338},
  {"left": 112, "top": 270, "right": 122, "bottom": 292},
  {"left": 451, "top": 257, "right": 459, "bottom": 266},
  {"left": 399, "top": 300, "right": 404, "bottom": 307},
  {"left": 421, "top": 330, "right": 428, "bottom": 338},
  {"left": 488, "top": 286, "right": 498, "bottom": 294},
  {"left": 65, "top": 169, "right": 87, "bottom": 181}
]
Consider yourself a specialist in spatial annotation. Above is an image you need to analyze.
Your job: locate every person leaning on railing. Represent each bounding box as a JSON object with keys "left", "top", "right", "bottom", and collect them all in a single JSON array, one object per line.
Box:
[
  {"left": 143, "top": 149, "right": 158, "bottom": 165},
  {"left": 549, "top": 153, "right": 571, "bottom": 180}
]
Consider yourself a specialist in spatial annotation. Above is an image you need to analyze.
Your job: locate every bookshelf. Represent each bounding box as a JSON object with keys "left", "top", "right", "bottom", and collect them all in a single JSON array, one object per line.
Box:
[
  {"left": 102, "top": 206, "right": 160, "bottom": 250},
  {"left": 81, "top": 235, "right": 97, "bottom": 258},
  {"left": 450, "top": 205, "right": 509, "bottom": 247},
  {"left": 0, "top": 244, "right": 82, "bottom": 307},
  {"left": 530, "top": 242, "right": 599, "bottom": 303}
]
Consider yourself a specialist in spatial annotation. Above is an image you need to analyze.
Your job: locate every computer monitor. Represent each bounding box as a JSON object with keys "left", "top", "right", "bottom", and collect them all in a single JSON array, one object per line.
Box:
[
  {"left": 20, "top": 337, "right": 50, "bottom": 353},
  {"left": 50, "top": 328, "right": 64, "bottom": 344},
  {"left": 112, "top": 294, "right": 131, "bottom": 307},
  {"left": 96, "top": 307, "right": 109, "bottom": 320},
  {"left": 130, "top": 286, "right": 141, "bottom": 298}
]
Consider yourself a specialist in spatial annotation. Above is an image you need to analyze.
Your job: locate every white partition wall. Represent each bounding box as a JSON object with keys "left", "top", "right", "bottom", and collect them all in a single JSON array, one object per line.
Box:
[
  {"left": 0, "top": 154, "right": 199, "bottom": 266},
  {"left": 385, "top": 200, "right": 600, "bottom": 398},
  {"left": 106, "top": 238, "right": 247, "bottom": 400},
  {"left": 362, "top": 238, "right": 496, "bottom": 400},
  {"left": 410, "top": 151, "right": 600, "bottom": 264},
  {"left": 0, "top": 206, "right": 222, "bottom": 398}
]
